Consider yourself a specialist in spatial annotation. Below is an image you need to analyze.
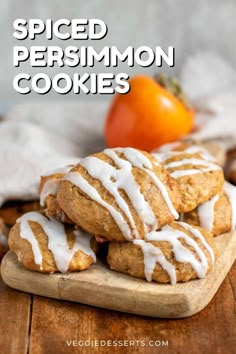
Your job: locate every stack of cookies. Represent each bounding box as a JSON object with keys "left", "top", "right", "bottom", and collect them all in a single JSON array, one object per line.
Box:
[{"left": 8, "top": 144, "right": 236, "bottom": 285}]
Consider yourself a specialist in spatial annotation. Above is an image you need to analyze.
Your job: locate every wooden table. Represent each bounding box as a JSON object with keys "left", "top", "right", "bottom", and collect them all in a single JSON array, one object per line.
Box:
[{"left": 0, "top": 202, "right": 236, "bottom": 354}]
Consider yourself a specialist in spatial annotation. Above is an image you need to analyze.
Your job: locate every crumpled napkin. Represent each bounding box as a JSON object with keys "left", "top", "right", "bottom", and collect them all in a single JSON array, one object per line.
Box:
[
  {"left": 5, "top": 101, "right": 108, "bottom": 154},
  {"left": 0, "top": 120, "right": 80, "bottom": 206},
  {"left": 181, "top": 52, "right": 236, "bottom": 149},
  {"left": 0, "top": 101, "right": 108, "bottom": 206}
]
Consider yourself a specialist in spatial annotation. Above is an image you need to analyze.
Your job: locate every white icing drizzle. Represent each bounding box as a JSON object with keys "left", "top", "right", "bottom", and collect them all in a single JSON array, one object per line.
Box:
[
  {"left": 65, "top": 148, "right": 178, "bottom": 240},
  {"left": 164, "top": 158, "right": 219, "bottom": 170},
  {"left": 152, "top": 152, "right": 167, "bottom": 163},
  {"left": 43, "top": 165, "right": 75, "bottom": 177},
  {"left": 64, "top": 172, "right": 133, "bottom": 240},
  {"left": 195, "top": 181, "right": 236, "bottom": 233},
  {"left": 40, "top": 165, "right": 76, "bottom": 207},
  {"left": 158, "top": 157, "right": 221, "bottom": 179},
  {"left": 224, "top": 181, "right": 236, "bottom": 231},
  {"left": 73, "top": 229, "right": 96, "bottom": 262},
  {"left": 170, "top": 167, "right": 219, "bottom": 179},
  {"left": 183, "top": 146, "right": 215, "bottom": 161},
  {"left": 148, "top": 226, "right": 209, "bottom": 276},
  {"left": 197, "top": 194, "right": 219, "bottom": 232},
  {"left": 154, "top": 143, "right": 215, "bottom": 162},
  {"left": 80, "top": 155, "right": 156, "bottom": 237},
  {"left": 40, "top": 179, "right": 60, "bottom": 207},
  {"left": 156, "top": 141, "right": 182, "bottom": 153},
  {"left": 17, "top": 212, "right": 96, "bottom": 272},
  {"left": 114, "top": 147, "right": 153, "bottom": 169},
  {"left": 177, "top": 222, "right": 215, "bottom": 263},
  {"left": 113, "top": 148, "right": 178, "bottom": 219},
  {"left": 134, "top": 222, "right": 214, "bottom": 284},
  {"left": 18, "top": 214, "right": 43, "bottom": 268},
  {"left": 134, "top": 239, "right": 176, "bottom": 283}
]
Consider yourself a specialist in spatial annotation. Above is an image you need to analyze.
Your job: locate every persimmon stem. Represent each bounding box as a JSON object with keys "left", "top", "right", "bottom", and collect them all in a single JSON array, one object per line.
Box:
[{"left": 155, "top": 73, "right": 191, "bottom": 110}]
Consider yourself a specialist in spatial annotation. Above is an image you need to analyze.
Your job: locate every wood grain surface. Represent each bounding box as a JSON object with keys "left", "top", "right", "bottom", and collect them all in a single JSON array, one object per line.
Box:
[
  {"left": 0, "top": 202, "right": 236, "bottom": 353},
  {"left": 0, "top": 274, "right": 31, "bottom": 354}
]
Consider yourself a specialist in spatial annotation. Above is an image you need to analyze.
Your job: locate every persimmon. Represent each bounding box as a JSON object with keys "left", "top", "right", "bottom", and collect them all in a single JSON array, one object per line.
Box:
[{"left": 105, "top": 74, "right": 194, "bottom": 152}]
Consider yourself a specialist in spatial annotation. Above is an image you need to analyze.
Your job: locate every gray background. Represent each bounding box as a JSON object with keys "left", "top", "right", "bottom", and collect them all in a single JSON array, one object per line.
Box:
[{"left": 0, "top": 0, "right": 235, "bottom": 112}]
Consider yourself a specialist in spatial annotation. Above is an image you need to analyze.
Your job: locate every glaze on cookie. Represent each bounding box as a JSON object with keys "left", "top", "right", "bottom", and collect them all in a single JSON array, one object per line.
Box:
[
  {"left": 183, "top": 182, "right": 236, "bottom": 236},
  {"left": 9, "top": 211, "right": 97, "bottom": 273},
  {"left": 153, "top": 150, "right": 224, "bottom": 213},
  {"left": 107, "top": 221, "right": 217, "bottom": 284},
  {"left": 154, "top": 141, "right": 225, "bottom": 166},
  {"left": 57, "top": 148, "right": 181, "bottom": 242},
  {"left": 39, "top": 166, "right": 74, "bottom": 224}
]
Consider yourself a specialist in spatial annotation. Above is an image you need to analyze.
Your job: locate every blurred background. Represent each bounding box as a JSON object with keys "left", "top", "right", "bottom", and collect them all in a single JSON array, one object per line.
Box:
[{"left": 0, "top": 0, "right": 236, "bottom": 112}]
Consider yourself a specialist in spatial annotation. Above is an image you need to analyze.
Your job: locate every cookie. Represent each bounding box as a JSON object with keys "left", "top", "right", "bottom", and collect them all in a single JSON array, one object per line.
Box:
[
  {"left": 198, "top": 141, "right": 226, "bottom": 167},
  {"left": 39, "top": 166, "right": 74, "bottom": 224},
  {"left": 155, "top": 141, "right": 226, "bottom": 166},
  {"left": 57, "top": 147, "right": 181, "bottom": 242},
  {"left": 183, "top": 182, "right": 236, "bottom": 236},
  {"left": 107, "top": 221, "right": 217, "bottom": 284},
  {"left": 9, "top": 211, "right": 97, "bottom": 273},
  {"left": 153, "top": 150, "right": 224, "bottom": 213},
  {"left": 0, "top": 218, "right": 9, "bottom": 259}
]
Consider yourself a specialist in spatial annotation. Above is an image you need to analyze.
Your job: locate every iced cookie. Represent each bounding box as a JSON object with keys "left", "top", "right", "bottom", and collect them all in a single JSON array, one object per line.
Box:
[
  {"left": 153, "top": 150, "right": 224, "bottom": 213},
  {"left": 9, "top": 211, "right": 97, "bottom": 273},
  {"left": 0, "top": 218, "right": 9, "bottom": 259},
  {"left": 183, "top": 182, "right": 236, "bottom": 236},
  {"left": 107, "top": 221, "right": 217, "bottom": 284},
  {"left": 39, "top": 166, "right": 75, "bottom": 224},
  {"left": 198, "top": 141, "right": 226, "bottom": 167},
  {"left": 57, "top": 147, "right": 181, "bottom": 242},
  {"left": 155, "top": 141, "right": 226, "bottom": 166}
]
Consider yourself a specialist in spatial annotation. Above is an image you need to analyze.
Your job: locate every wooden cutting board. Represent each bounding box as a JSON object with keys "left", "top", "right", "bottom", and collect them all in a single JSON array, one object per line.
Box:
[{"left": 1, "top": 231, "right": 236, "bottom": 319}]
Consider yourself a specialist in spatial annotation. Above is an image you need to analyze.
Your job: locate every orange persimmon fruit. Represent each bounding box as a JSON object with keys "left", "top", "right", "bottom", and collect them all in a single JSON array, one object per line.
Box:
[{"left": 105, "top": 75, "right": 194, "bottom": 152}]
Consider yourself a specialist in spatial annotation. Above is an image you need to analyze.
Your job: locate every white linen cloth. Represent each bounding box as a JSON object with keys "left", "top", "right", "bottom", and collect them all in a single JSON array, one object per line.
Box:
[
  {"left": 1, "top": 52, "right": 236, "bottom": 206},
  {"left": 0, "top": 102, "right": 108, "bottom": 205},
  {"left": 181, "top": 52, "right": 236, "bottom": 149}
]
